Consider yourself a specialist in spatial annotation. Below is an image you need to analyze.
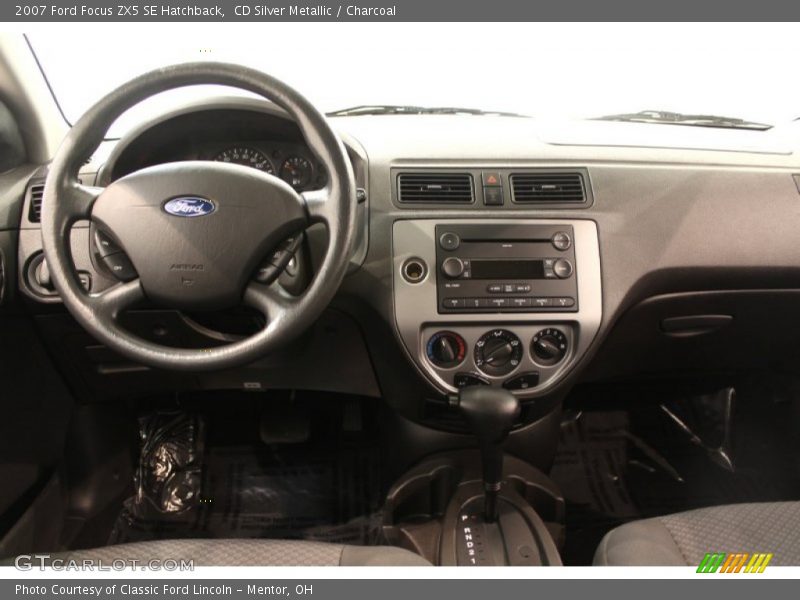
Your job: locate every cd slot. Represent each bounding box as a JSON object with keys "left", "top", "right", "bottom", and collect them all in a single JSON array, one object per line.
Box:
[{"left": 470, "top": 259, "right": 545, "bottom": 280}]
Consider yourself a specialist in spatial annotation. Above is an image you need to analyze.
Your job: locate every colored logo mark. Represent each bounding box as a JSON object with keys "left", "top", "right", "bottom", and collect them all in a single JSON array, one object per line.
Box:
[
  {"left": 697, "top": 552, "right": 773, "bottom": 573},
  {"left": 163, "top": 197, "right": 216, "bottom": 217}
]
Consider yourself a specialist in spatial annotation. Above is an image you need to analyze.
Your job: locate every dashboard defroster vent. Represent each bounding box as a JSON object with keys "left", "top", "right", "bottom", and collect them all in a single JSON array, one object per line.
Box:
[
  {"left": 398, "top": 173, "right": 474, "bottom": 203},
  {"left": 27, "top": 183, "right": 45, "bottom": 223},
  {"left": 511, "top": 172, "right": 586, "bottom": 204}
]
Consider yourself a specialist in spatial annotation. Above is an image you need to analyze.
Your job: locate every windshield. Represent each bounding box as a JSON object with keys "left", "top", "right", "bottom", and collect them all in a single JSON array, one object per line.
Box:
[{"left": 26, "top": 23, "right": 800, "bottom": 137}]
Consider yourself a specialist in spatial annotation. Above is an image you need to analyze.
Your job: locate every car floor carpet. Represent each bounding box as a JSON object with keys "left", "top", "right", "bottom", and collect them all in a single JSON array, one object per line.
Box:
[
  {"left": 109, "top": 443, "right": 385, "bottom": 546},
  {"left": 107, "top": 397, "right": 387, "bottom": 547},
  {"left": 551, "top": 385, "right": 800, "bottom": 565}
]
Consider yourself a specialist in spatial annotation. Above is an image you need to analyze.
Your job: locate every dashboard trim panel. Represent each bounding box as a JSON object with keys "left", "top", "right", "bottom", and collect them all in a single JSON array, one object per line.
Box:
[{"left": 392, "top": 218, "right": 602, "bottom": 398}]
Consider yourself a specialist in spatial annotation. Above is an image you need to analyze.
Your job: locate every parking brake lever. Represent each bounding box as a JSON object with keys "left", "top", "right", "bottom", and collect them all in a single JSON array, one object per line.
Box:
[{"left": 452, "top": 386, "right": 520, "bottom": 522}]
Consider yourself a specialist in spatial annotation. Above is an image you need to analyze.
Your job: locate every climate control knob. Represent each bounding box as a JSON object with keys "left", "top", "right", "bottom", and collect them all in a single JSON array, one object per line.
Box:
[
  {"left": 426, "top": 331, "right": 467, "bottom": 368},
  {"left": 441, "top": 257, "right": 465, "bottom": 279},
  {"left": 531, "top": 328, "right": 568, "bottom": 366},
  {"left": 475, "top": 329, "right": 522, "bottom": 376}
]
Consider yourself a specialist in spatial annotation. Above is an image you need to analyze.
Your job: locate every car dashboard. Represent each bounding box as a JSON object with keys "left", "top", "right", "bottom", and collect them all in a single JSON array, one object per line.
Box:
[{"left": 10, "top": 96, "right": 800, "bottom": 433}]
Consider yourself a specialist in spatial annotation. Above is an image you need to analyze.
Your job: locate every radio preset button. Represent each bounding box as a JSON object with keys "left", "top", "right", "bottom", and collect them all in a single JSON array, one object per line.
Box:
[
  {"left": 466, "top": 298, "right": 488, "bottom": 308},
  {"left": 439, "top": 232, "right": 461, "bottom": 251},
  {"left": 554, "top": 259, "right": 574, "bottom": 279},
  {"left": 555, "top": 297, "right": 576, "bottom": 308},
  {"left": 442, "top": 257, "right": 466, "bottom": 278},
  {"left": 511, "top": 297, "right": 532, "bottom": 308},
  {"left": 552, "top": 231, "right": 572, "bottom": 251},
  {"left": 488, "top": 297, "right": 509, "bottom": 308},
  {"left": 533, "top": 297, "right": 554, "bottom": 308},
  {"left": 442, "top": 298, "right": 466, "bottom": 309}
]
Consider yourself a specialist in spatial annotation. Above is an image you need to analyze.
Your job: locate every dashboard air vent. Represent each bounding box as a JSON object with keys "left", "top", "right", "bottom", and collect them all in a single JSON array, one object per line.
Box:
[
  {"left": 511, "top": 172, "right": 586, "bottom": 204},
  {"left": 27, "top": 183, "right": 45, "bottom": 223},
  {"left": 398, "top": 173, "right": 474, "bottom": 203}
]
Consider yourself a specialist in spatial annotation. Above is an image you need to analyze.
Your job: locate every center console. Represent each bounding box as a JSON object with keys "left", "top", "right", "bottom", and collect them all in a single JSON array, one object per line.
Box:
[
  {"left": 383, "top": 386, "right": 564, "bottom": 566},
  {"left": 392, "top": 218, "right": 602, "bottom": 400}
]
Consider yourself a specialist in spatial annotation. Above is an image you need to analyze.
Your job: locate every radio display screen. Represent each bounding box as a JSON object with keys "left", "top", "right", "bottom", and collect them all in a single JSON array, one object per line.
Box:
[{"left": 470, "top": 259, "right": 545, "bottom": 280}]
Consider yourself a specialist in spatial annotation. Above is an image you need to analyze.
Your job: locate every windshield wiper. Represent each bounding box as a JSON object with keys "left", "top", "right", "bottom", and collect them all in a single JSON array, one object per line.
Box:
[
  {"left": 596, "top": 110, "right": 772, "bottom": 131},
  {"left": 326, "top": 105, "right": 525, "bottom": 117}
]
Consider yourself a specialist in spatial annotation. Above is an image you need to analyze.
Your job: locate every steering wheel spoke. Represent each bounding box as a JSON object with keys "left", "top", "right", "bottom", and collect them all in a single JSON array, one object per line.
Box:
[
  {"left": 302, "top": 188, "right": 333, "bottom": 225},
  {"left": 243, "top": 281, "right": 297, "bottom": 321},
  {"left": 88, "top": 278, "right": 145, "bottom": 319},
  {"left": 65, "top": 182, "right": 104, "bottom": 220}
]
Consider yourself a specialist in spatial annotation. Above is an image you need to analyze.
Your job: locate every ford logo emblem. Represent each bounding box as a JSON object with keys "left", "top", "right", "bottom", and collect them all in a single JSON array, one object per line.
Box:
[{"left": 163, "top": 197, "right": 216, "bottom": 217}]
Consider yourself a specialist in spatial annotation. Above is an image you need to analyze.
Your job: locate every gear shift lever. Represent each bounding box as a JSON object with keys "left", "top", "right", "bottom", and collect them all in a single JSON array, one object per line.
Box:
[{"left": 453, "top": 386, "right": 521, "bottom": 522}]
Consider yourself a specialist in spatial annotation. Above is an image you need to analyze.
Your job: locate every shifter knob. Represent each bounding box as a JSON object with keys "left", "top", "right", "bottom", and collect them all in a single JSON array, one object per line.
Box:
[{"left": 455, "top": 386, "right": 520, "bottom": 522}]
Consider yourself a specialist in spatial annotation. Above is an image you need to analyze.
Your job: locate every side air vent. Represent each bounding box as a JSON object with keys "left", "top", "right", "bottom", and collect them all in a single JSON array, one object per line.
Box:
[
  {"left": 511, "top": 172, "right": 587, "bottom": 204},
  {"left": 27, "top": 183, "right": 45, "bottom": 223},
  {"left": 398, "top": 173, "right": 474, "bottom": 203}
]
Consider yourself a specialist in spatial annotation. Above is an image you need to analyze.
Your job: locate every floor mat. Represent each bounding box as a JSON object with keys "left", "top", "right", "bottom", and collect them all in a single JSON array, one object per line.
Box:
[
  {"left": 109, "top": 406, "right": 385, "bottom": 546},
  {"left": 551, "top": 385, "right": 800, "bottom": 565}
]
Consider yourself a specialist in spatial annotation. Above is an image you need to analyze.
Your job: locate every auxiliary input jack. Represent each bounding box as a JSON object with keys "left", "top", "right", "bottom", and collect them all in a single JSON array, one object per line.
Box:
[{"left": 402, "top": 257, "right": 428, "bottom": 283}]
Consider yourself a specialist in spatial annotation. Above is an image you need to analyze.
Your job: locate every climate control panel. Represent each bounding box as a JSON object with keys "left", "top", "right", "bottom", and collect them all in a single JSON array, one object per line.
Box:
[
  {"left": 422, "top": 325, "right": 573, "bottom": 394},
  {"left": 392, "top": 218, "right": 602, "bottom": 398}
]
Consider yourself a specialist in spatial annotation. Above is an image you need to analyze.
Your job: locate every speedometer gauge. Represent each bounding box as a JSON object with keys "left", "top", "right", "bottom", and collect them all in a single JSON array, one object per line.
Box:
[
  {"left": 214, "top": 147, "right": 274, "bottom": 174},
  {"left": 280, "top": 156, "right": 313, "bottom": 190}
]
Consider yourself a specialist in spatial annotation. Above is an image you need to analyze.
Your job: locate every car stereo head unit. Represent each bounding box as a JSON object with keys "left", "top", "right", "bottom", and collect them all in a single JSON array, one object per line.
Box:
[{"left": 435, "top": 223, "right": 578, "bottom": 313}]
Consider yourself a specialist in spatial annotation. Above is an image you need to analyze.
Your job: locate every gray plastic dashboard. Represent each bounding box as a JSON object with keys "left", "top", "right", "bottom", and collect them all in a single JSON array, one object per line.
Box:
[
  {"left": 15, "top": 97, "right": 800, "bottom": 402},
  {"left": 332, "top": 113, "right": 800, "bottom": 398}
]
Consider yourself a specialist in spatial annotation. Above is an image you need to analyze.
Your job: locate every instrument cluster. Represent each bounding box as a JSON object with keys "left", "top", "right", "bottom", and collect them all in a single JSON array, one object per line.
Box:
[{"left": 209, "top": 143, "right": 325, "bottom": 192}]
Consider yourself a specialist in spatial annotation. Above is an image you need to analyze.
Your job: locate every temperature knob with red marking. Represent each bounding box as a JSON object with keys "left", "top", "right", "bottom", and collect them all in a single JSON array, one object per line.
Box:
[{"left": 427, "top": 331, "right": 467, "bottom": 368}]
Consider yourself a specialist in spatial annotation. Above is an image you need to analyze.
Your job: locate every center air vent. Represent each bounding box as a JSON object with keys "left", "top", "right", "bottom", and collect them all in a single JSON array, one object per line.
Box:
[
  {"left": 27, "top": 183, "right": 45, "bottom": 223},
  {"left": 511, "top": 172, "right": 587, "bottom": 204},
  {"left": 398, "top": 173, "right": 474, "bottom": 203}
]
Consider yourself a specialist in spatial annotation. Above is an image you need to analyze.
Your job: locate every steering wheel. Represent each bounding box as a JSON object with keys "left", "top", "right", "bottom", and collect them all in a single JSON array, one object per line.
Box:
[{"left": 40, "top": 63, "right": 356, "bottom": 371}]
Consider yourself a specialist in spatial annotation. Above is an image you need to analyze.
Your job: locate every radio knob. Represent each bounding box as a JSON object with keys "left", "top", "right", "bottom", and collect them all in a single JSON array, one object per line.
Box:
[
  {"left": 553, "top": 259, "right": 573, "bottom": 279},
  {"left": 441, "top": 257, "right": 465, "bottom": 279},
  {"left": 439, "top": 232, "right": 461, "bottom": 251},
  {"left": 552, "top": 231, "right": 572, "bottom": 251}
]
